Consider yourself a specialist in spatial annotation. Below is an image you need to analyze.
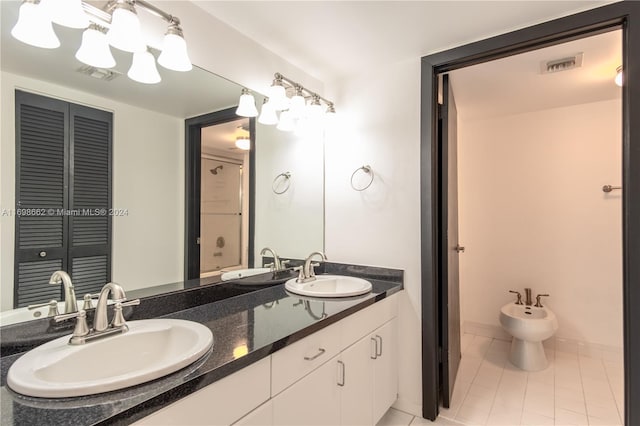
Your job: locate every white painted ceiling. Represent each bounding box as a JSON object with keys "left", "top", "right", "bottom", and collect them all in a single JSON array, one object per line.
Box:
[
  {"left": 201, "top": 118, "right": 250, "bottom": 154},
  {"left": 0, "top": 1, "right": 241, "bottom": 119},
  {"left": 194, "top": 0, "right": 617, "bottom": 82},
  {"left": 450, "top": 29, "right": 622, "bottom": 121}
]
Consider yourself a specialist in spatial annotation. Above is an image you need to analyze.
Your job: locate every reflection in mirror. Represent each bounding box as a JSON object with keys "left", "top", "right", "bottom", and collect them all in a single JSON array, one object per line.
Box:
[{"left": 0, "top": 0, "right": 324, "bottom": 325}]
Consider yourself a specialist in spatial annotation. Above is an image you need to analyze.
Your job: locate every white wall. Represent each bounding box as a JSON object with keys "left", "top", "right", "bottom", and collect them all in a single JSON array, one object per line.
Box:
[
  {"left": 0, "top": 71, "right": 184, "bottom": 309},
  {"left": 325, "top": 58, "right": 423, "bottom": 415},
  {"left": 458, "top": 99, "right": 623, "bottom": 349}
]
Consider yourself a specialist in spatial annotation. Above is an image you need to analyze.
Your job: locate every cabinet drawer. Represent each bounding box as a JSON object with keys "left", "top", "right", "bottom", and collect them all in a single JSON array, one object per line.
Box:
[
  {"left": 134, "top": 357, "right": 271, "bottom": 426},
  {"left": 340, "top": 293, "right": 398, "bottom": 350},
  {"left": 271, "top": 321, "right": 341, "bottom": 396}
]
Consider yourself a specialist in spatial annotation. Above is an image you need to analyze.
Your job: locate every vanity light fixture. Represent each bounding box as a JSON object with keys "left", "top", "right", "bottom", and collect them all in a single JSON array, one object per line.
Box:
[
  {"left": 10, "top": 0, "right": 192, "bottom": 86},
  {"left": 11, "top": 0, "right": 60, "bottom": 49},
  {"left": 238, "top": 72, "right": 337, "bottom": 133},
  {"left": 236, "top": 88, "right": 259, "bottom": 117},
  {"left": 75, "top": 24, "right": 116, "bottom": 69},
  {"left": 258, "top": 98, "right": 279, "bottom": 125},
  {"left": 128, "top": 49, "right": 161, "bottom": 84},
  {"left": 615, "top": 65, "right": 623, "bottom": 87},
  {"left": 235, "top": 136, "right": 251, "bottom": 151}
]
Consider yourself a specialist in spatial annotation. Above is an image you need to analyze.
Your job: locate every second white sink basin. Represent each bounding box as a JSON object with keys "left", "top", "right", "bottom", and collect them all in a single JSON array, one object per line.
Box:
[
  {"left": 7, "top": 319, "right": 213, "bottom": 398},
  {"left": 221, "top": 268, "right": 271, "bottom": 281},
  {"left": 285, "top": 275, "right": 372, "bottom": 298}
]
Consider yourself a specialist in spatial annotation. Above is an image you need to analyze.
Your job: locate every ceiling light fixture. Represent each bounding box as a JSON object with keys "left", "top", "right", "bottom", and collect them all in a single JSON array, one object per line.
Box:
[
  {"left": 235, "top": 136, "right": 251, "bottom": 151},
  {"left": 236, "top": 88, "right": 259, "bottom": 117},
  {"left": 10, "top": 0, "right": 191, "bottom": 86},
  {"left": 615, "top": 65, "right": 623, "bottom": 87},
  {"left": 237, "top": 72, "right": 336, "bottom": 133},
  {"left": 11, "top": 0, "right": 60, "bottom": 49},
  {"left": 75, "top": 24, "right": 116, "bottom": 69}
]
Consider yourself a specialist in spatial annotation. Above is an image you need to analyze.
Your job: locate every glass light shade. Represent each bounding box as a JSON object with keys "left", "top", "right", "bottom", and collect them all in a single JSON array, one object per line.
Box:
[
  {"left": 43, "top": 0, "right": 89, "bottom": 29},
  {"left": 75, "top": 27, "right": 116, "bottom": 68},
  {"left": 107, "top": 6, "right": 146, "bottom": 53},
  {"left": 289, "top": 94, "right": 306, "bottom": 118},
  {"left": 158, "top": 33, "right": 192, "bottom": 72},
  {"left": 127, "top": 50, "right": 161, "bottom": 84},
  {"left": 236, "top": 92, "right": 259, "bottom": 117},
  {"left": 615, "top": 66, "right": 623, "bottom": 87},
  {"left": 277, "top": 111, "right": 295, "bottom": 132},
  {"left": 11, "top": 1, "right": 60, "bottom": 49},
  {"left": 235, "top": 137, "right": 251, "bottom": 151},
  {"left": 267, "top": 83, "right": 289, "bottom": 111},
  {"left": 307, "top": 102, "right": 323, "bottom": 118},
  {"left": 258, "top": 101, "right": 278, "bottom": 125}
]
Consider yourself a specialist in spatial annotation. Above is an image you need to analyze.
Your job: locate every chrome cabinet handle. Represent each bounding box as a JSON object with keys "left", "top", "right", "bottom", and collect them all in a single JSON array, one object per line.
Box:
[
  {"left": 304, "top": 348, "right": 326, "bottom": 361},
  {"left": 375, "top": 335, "right": 383, "bottom": 357},
  {"left": 337, "top": 360, "right": 345, "bottom": 386},
  {"left": 371, "top": 337, "right": 378, "bottom": 359}
]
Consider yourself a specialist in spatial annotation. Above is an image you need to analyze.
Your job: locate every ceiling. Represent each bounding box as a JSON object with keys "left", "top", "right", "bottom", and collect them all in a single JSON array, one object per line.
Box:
[
  {"left": 0, "top": 0, "right": 240, "bottom": 119},
  {"left": 194, "top": 1, "right": 617, "bottom": 82},
  {"left": 450, "top": 29, "right": 622, "bottom": 121},
  {"left": 201, "top": 118, "right": 250, "bottom": 154}
]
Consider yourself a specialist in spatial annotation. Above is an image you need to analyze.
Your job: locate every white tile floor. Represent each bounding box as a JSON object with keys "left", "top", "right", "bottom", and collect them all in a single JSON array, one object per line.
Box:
[{"left": 377, "top": 333, "right": 624, "bottom": 426}]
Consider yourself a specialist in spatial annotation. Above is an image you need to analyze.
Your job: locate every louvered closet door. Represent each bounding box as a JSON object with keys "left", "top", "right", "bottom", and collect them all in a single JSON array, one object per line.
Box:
[
  {"left": 14, "top": 91, "right": 69, "bottom": 307},
  {"left": 68, "top": 104, "right": 112, "bottom": 297}
]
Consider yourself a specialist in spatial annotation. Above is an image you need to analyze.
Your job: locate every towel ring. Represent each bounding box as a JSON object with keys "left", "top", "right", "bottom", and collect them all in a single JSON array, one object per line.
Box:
[
  {"left": 350, "top": 165, "right": 374, "bottom": 191},
  {"left": 272, "top": 172, "right": 292, "bottom": 194}
]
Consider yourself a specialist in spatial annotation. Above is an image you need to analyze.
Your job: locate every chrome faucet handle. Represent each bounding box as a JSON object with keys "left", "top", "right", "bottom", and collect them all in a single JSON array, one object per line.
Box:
[
  {"left": 54, "top": 309, "right": 90, "bottom": 341},
  {"left": 534, "top": 294, "right": 550, "bottom": 308},
  {"left": 111, "top": 299, "right": 140, "bottom": 328},
  {"left": 82, "top": 293, "right": 100, "bottom": 310},
  {"left": 308, "top": 262, "right": 321, "bottom": 278},
  {"left": 280, "top": 260, "right": 291, "bottom": 269},
  {"left": 509, "top": 290, "right": 523, "bottom": 305},
  {"left": 264, "top": 262, "right": 275, "bottom": 270},
  {"left": 28, "top": 300, "right": 60, "bottom": 317}
]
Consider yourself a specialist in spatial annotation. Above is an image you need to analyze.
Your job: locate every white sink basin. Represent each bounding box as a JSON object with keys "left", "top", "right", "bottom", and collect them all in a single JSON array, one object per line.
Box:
[
  {"left": 0, "top": 300, "right": 114, "bottom": 327},
  {"left": 221, "top": 268, "right": 271, "bottom": 281},
  {"left": 7, "top": 319, "right": 213, "bottom": 398},
  {"left": 285, "top": 275, "right": 372, "bottom": 298}
]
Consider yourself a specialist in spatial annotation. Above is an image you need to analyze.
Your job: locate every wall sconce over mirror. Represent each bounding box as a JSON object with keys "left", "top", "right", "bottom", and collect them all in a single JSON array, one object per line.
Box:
[
  {"left": 11, "top": 0, "right": 192, "bottom": 85},
  {"left": 236, "top": 73, "right": 336, "bottom": 134}
]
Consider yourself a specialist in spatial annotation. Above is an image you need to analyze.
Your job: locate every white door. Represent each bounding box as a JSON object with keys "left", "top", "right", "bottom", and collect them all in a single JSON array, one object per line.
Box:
[
  {"left": 272, "top": 356, "right": 341, "bottom": 426},
  {"left": 339, "top": 335, "right": 373, "bottom": 425},
  {"left": 372, "top": 319, "right": 398, "bottom": 423}
]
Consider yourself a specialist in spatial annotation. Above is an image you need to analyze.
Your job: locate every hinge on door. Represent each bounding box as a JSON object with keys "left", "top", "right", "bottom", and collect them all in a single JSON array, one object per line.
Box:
[{"left": 196, "top": 237, "right": 201, "bottom": 245}]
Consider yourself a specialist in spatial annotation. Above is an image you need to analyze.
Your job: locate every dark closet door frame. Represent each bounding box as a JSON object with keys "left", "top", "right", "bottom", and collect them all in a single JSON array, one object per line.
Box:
[
  {"left": 420, "top": 2, "right": 640, "bottom": 423},
  {"left": 184, "top": 107, "right": 256, "bottom": 281}
]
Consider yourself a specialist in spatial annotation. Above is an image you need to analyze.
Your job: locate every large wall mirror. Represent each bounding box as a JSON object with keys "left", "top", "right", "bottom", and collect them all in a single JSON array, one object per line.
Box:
[{"left": 0, "top": 0, "right": 324, "bottom": 323}]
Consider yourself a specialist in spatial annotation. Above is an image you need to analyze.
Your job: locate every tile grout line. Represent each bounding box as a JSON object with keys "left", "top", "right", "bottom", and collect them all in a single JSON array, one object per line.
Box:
[{"left": 601, "top": 357, "right": 623, "bottom": 425}]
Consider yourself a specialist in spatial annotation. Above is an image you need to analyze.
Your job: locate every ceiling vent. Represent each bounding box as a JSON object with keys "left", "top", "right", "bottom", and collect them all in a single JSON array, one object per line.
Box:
[
  {"left": 76, "top": 65, "right": 120, "bottom": 81},
  {"left": 541, "top": 53, "right": 583, "bottom": 74}
]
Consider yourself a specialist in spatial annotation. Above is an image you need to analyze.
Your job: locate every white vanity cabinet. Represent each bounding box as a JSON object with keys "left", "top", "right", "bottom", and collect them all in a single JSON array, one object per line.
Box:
[{"left": 137, "top": 293, "right": 399, "bottom": 426}]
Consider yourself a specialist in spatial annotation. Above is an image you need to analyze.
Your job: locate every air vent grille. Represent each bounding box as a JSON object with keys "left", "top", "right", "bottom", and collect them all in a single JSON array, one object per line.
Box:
[
  {"left": 76, "top": 65, "right": 120, "bottom": 81},
  {"left": 541, "top": 53, "right": 583, "bottom": 74}
]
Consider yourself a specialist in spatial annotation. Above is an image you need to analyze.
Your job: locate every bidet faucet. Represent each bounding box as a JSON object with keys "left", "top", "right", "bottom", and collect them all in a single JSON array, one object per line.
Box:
[
  {"left": 49, "top": 271, "right": 77, "bottom": 314},
  {"left": 260, "top": 247, "right": 282, "bottom": 270},
  {"left": 524, "top": 288, "right": 533, "bottom": 306},
  {"left": 296, "top": 251, "right": 327, "bottom": 283}
]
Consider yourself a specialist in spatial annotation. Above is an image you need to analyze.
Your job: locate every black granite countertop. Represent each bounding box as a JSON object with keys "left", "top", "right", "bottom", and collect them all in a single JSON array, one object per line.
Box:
[{"left": 0, "top": 263, "right": 403, "bottom": 426}]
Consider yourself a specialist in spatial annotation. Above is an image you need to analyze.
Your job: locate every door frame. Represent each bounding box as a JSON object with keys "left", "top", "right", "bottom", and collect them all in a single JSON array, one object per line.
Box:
[
  {"left": 420, "top": 2, "right": 640, "bottom": 422},
  {"left": 184, "top": 108, "right": 256, "bottom": 281}
]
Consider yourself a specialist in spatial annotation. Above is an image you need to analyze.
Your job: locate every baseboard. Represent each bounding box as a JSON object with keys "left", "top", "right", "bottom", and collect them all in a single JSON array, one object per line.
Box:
[
  {"left": 391, "top": 397, "right": 422, "bottom": 418},
  {"left": 463, "top": 321, "right": 623, "bottom": 362}
]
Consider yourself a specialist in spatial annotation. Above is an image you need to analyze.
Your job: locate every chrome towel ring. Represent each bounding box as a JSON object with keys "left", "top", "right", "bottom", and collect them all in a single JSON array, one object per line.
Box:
[
  {"left": 272, "top": 172, "right": 292, "bottom": 194},
  {"left": 350, "top": 165, "right": 374, "bottom": 191}
]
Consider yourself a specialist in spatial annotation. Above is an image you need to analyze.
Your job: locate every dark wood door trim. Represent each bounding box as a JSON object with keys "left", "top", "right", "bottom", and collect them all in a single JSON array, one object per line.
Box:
[
  {"left": 421, "top": 1, "right": 640, "bottom": 422},
  {"left": 184, "top": 108, "right": 256, "bottom": 280}
]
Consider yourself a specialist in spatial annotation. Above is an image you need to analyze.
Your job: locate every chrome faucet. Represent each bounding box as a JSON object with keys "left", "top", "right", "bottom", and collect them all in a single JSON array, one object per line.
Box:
[
  {"left": 54, "top": 282, "right": 139, "bottom": 345},
  {"left": 296, "top": 251, "right": 327, "bottom": 283},
  {"left": 260, "top": 247, "right": 290, "bottom": 271},
  {"left": 524, "top": 288, "right": 533, "bottom": 306},
  {"left": 49, "top": 271, "right": 77, "bottom": 314}
]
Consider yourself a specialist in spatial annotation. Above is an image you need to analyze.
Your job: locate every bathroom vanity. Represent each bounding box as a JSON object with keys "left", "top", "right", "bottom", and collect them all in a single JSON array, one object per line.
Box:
[{"left": 0, "top": 263, "right": 403, "bottom": 426}]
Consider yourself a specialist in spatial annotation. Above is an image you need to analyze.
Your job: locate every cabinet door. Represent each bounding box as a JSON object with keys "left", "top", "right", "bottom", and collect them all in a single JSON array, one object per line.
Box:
[
  {"left": 372, "top": 319, "right": 398, "bottom": 423},
  {"left": 234, "top": 400, "right": 273, "bottom": 426},
  {"left": 339, "top": 335, "right": 373, "bottom": 425},
  {"left": 272, "top": 356, "right": 341, "bottom": 426}
]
